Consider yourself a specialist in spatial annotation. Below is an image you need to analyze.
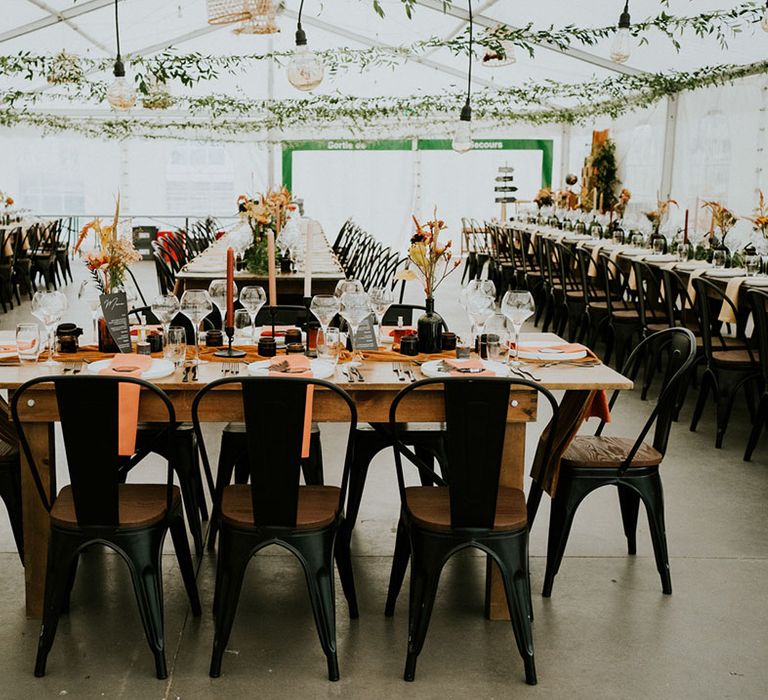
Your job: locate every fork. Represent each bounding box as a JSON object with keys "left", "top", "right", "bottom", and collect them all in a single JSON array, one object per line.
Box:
[
  {"left": 402, "top": 364, "right": 417, "bottom": 382},
  {"left": 393, "top": 363, "right": 406, "bottom": 381}
]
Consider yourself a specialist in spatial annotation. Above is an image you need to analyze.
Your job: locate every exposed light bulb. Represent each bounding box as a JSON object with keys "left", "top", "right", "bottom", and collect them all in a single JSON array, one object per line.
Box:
[
  {"left": 762, "top": 3, "right": 768, "bottom": 32},
  {"left": 452, "top": 102, "right": 473, "bottom": 154},
  {"left": 106, "top": 59, "right": 136, "bottom": 110},
  {"left": 287, "top": 44, "right": 324, "bottom": 91},
  {"left": 610, "top": 27, "right": 631, "bottom": 64},
  {"left": 482, "top": 40, "right": 516, "bottom": 68}
]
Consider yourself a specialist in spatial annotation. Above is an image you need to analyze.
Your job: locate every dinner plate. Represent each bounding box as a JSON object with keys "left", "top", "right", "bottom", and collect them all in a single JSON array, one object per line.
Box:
[
  {"left": 420, "top": 359, "right": 508, "bottom": 378},
  {"left": 705, "top": 268, "right": 746, "bottom": 278},
  {"left": 517, "top": 345, "right": 588, "bottom": 361},
  {"left": 675, "top": 262, "right": 710, "bottom": 271},
  {"left": 744, "top": 277, "right": 768, "bottom": 287},
  {"left": 645, "top": 254, "right": 678, "bottom": 263},
  {"left": 247, "top": 359, "right": 335, "bottom": 379},
  {"left": 86, "top": 358, "right": 175, "bottom": 379}
]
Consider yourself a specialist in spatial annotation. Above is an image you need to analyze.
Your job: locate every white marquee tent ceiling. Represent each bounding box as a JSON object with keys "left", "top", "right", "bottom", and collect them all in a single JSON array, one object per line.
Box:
[{"left": 1, "top": 0, "right": 765, "bottom": 114}]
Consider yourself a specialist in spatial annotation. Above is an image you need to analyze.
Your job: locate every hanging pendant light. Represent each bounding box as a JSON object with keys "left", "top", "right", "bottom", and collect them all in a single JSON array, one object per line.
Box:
[
  {"left": 762, "top": 1, "right": 768, "bottom": 32},
  {"left": 106, "top": 0, "right": 136, "bottom": 110},
  {"left": 287, "top": 0, "right": 324, "bottom": 91},
  {"left": 206, "top": 0, "right": 249, "bottom": 26},
  {"left": 609, "top": 1, "right": 632, "bottom": 64},
  {"left": 234, "top": 0, "right": 283, "bottom": 35},
  {"left": 452, "top": 0, "right": 474, "bottom": 154},
  {"left": 481, "top": 25, "right": 516, "bottom": 68}
]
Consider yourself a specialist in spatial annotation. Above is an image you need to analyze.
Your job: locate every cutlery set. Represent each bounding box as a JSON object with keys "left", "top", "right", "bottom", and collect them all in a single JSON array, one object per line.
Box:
[
  {"left": 220, "top": 362, "right": 243, "bottom": 376},
  {"left": 393, "top": 363, "right": 417, "bottom": 382},
  {"left": 342, "top": 366, "right": 365, "bottom": 383}
]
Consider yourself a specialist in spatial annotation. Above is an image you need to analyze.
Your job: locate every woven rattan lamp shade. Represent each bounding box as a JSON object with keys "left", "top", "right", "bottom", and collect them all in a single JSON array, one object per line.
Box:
[{"left": 207, "top": 0, "right": 281, "bottom": 33}]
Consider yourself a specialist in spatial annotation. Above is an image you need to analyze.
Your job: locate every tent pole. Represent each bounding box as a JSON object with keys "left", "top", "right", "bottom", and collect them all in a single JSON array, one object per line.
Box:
[{"left": 660, "top": 95, "right": 678, "bottom": 201}]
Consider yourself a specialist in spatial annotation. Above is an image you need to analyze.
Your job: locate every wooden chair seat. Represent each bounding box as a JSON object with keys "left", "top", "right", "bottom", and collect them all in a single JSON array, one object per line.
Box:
[
  {"left": 711, "top": 349, "right": 758, "bottom": 366},
  {"left": 221, "top": 484, "right": 340, "bottom": 529},
  {"left": 51, "top": 484, "right": 181, "bottom": 529},
  {"left": 405, "top": 485, "right": 527, "bottom": 533},
  {"left": 561, "top": 435, "right": 662, "bottom": 470}
]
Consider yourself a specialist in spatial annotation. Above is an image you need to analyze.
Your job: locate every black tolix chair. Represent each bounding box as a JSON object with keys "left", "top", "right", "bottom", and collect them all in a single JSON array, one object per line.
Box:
[
  {"left": 192, "top": 376, "right": 358, "bottom": 681},
  {"left": 384, "top": 376, "right": 561, "bottom": 686},
  {"left": 11, "top": 375, "right": 201, "bottom": 680}
]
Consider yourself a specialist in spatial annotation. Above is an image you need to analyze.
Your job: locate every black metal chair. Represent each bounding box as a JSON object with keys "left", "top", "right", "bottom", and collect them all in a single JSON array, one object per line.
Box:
[
  {"left": 689, "top": 277, "right": 760, "bottom": 448},
  {"left": 0, "top": 397, "right": 23, "bottom": 563},
  {"left": 384, "top": 376, "right": 560, "bottom": 685},
  {"left": 744, "top": 288, "right": 768, "bottom": 461},
  {"left": 541, "top": 328, "right": 697, "bottom": 598},
  {"left": 192, "top": 376, "right": 358, "bottom": 681},
  {"left": 11, "top": 375, "right": 201, "bottom": 679}
]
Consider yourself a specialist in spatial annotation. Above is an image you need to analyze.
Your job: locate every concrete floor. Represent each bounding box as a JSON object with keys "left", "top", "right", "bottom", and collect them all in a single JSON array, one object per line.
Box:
[{"left": 0, "top": 262, "right": 766, "bottom": 699}]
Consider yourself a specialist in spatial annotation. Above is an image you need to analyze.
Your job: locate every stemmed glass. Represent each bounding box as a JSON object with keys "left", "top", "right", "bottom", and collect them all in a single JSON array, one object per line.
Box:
[
  {"left": 339, "top": 291, "right": 372, "bottom": 365},
  {"left": 150, "top": 293, "right": 180, "bottom": 354},
  {"left": 369, "top": 287, "right": 393, "bottom": 346},
  {"left": 77, "top": 279, "right": 102, "bottom": 344},
  {"left": 31, "top": 290, "right": 68, "bottom": 366},
  {"left": 501, "top": 290, "right": 535, "bottom": 367},
  {"left": 334, "top": 279, "right": 365, "bottom": 297},
  {"left": 465, "top": 288, "right": 495, "bottom": 351},
  {"left": 180, "top": 289, "right": 213, "bottom": 365},
  {"left": 310, "top": 294, "right": 340, "bottom": 336},
  {"left": 239, "top": 286, "right": 267, "bottom": 343},
  {"left": 207, "top": 279, "right": 230, "bottom": 331}
]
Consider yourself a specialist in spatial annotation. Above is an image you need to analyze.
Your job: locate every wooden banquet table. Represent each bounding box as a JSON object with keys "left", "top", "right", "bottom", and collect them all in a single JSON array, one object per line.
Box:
[
  {"left": 173, "top": 222, "right": 345, "bottom": 301},
  {"left": 0, "top": 332, "right": 631, "bottom": 620}
]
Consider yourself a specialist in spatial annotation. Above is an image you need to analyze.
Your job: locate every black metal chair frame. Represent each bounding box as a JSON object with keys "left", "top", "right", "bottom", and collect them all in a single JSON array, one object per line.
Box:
[{"left": 11, "top": 375, "right": 202, "bottom": 679}]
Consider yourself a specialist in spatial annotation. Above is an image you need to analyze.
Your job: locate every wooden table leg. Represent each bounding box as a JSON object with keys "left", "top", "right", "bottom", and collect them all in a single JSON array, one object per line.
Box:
[
  {"left": 21, "top": 422, "right": 55, "bottom": 618},
  {"left": 485, "top": 421, "right": 526, "bottom": 620}
]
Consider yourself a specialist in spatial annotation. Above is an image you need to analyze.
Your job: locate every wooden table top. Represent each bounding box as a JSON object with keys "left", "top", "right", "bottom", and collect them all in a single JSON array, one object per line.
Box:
[{"left": 175, "top": 221, "right": 344, "bottom": 283}]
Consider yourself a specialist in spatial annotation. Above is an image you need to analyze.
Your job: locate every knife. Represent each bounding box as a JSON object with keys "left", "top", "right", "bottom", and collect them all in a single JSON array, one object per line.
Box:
[{"left": 182, "top": 365, "right": 191, "bottom": 383}]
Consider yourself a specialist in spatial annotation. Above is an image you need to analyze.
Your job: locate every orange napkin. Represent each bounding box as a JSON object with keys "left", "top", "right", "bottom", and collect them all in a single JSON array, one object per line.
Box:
[
  {"left": 444, "top": 358, "right": 496, "bottom": 376},
  {"left": 718, "top": 277, "right": 747, "bottom": 324},
  {"left": 269, "top": 354, "right": 314, "bottom": 459},
  {"left": 99, "top": 354, "right": 153, "bottom": 456},
  {"left": 587, "top": 390, "right": 612, "bottom": 423}
]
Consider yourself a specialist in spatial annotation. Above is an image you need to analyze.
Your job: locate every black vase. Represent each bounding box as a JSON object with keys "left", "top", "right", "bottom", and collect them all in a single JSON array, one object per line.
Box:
[{"left": 417, "top": 298, "right": 443, "bottom": 354}]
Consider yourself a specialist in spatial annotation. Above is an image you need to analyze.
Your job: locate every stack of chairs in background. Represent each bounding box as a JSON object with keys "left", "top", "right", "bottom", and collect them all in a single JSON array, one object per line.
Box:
[{"left": 152, "top": 218, "right": 220, "bottom": 296}]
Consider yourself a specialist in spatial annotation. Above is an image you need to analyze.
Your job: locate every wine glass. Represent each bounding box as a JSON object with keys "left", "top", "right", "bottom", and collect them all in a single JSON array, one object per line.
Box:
[
  {"left": 369, "top": 287, "right": 393, "bottom": 346},
  {"left": 746, "top": 254, "right": 761, "bottom": 277},
  {"left": 31, "top": 290, "right": 67, "bottom": 366},
  {"left": 339, "top": 291, "right": 371, "bottom": 364},
  {"left": 77, "top": 279, "right": 102, "bottom": 344},
  {"left": 466, "top": 288, "right": 495, "bottom": 351},
  {"left": 501, "top": 290, "right": 535, "bottom": 367},
  {"left": 180, "top": 289, "right": 213, "bottom": 365},
  {"left": 334, "top": 279, "right": 365, "bottom": 297},
  {"left": 239, "top": 286, "right": 267, "bottom": 343},
  {"left": 310, "top": 294, "right": 340, "bottom": 335},
  {"left": 713, "top": 250, "right": 727, "bottom": 269},
  {"left": 207, "top": 279, "right": 230, "bottom": 331},
  {"left": 150, "top": 293, "right": 180, "bottom": 355}
]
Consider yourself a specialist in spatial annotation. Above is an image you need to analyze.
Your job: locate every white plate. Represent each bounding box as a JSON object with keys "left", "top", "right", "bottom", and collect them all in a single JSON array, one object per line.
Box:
[
  {"left": 420, "top": 359, "right": 508, "bottom": 378},
  {"left": 620, "top": 249, "right": 648, "bottom": 257},
  {"left": 517, "top": 346, "right": 588, "bottom": 361},
  {"left": 645, "top": 254, "right": 678, "bottom": 263},
  {"left": 675, "top": 262, "right": 710, "bottom": 271},
  {"left": 744, "top": 277, "right": 768, "bottom": 287},
  {"left": 86, "top": 358, "right": 175, "bottom": 379},
  {"left": 247, "top": 358, "right": 336, "bottom": 379},
  {"left": 705, "top": 268, "right": 746, "bottom": 278}
]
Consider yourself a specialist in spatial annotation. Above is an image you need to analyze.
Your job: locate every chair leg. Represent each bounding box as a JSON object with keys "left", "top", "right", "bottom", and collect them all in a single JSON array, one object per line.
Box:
[
  {"left": 617, "top": 483, "right": 641, "bottom": 555},
  {"left": 208, "top": 432, "right": 241, "bottom": 551},
  {"left": 384, "top": 517, "right": 410, "bottom": 616},
  {"left": 333, "top": 517, "right": 359, "bottom": 619},
  {"left": 0, "top": 465, "right": 24, "bottom": 564},
  {"left": 635, "top": 474, "right": 672, "bottom": 595},
  {"left": 526, "top": 480, "right": 543, "bottom": 530},
  {"left": 169, "top": 513, "right": 202, "bottom": 616},
  {"left": 119, "top": 528, "right": 169, "bottom": 679},
  {"left": 174, "top": 435, "right": 204, "bottom": 556},
  {"left": 403, "top": 529, "right": 447, "bottom": 682},
  {"left": 210, "top": 526, "right": 252, "bottom": 677},
  {"left": 744, "top": 393, "right": 768, "bottom": 461},
  {"left": 34, "top": 531, "right": 80, "bottom": 677},
  {"left": 487, "top": 536, "right": 537, "bottom": 685},
  {"left": 294, "top": 531, "right": 340, "bottom": 681},
  {"left": 542, "top": 475, "right": 593, "bottom": 598},
  {"left": 689, "top": 369, "right": 713, "bottom": 433}
]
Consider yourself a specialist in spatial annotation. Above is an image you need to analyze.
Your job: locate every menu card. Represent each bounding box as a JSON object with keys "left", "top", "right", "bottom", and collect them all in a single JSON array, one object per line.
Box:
[
  {"left": 100, "top": 292, "right": 133, "bottom": 353},
  {"left": 354, "top": 316, "right": 379, "bottom": 350}
]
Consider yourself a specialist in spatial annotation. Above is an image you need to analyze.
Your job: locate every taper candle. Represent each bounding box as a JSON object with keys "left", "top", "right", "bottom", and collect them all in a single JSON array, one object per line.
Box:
[
  {"left": 226, "top": 247, "right": 234, "bottom": 327},
  {"left": 267, "top": 230, "right": 277, "bottom": 305},
  {"left": 683, "top": 209, "right": 689, "bottom": 244},
  {"left": 303, "top": 219, "right": 314, "bottom": 298}
]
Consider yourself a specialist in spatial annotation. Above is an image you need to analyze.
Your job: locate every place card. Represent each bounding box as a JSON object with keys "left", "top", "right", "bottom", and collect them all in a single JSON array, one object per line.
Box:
[
  {"left": 100, "top": 291, "right": 133, "bottom": 354},
  {"left": 354, "top": 316, "right": 379, "bottom": 350}
]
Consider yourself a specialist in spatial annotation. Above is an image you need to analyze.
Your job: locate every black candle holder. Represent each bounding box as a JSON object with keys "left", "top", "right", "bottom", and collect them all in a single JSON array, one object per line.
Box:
[{"left": 214, "top": 325, "right": 246, "bottom": 358}]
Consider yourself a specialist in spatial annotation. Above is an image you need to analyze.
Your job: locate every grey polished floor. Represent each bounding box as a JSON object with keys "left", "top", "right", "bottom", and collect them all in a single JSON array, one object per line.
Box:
[{"left": 0, "top": 263, "right": 766, "bottom": 699}]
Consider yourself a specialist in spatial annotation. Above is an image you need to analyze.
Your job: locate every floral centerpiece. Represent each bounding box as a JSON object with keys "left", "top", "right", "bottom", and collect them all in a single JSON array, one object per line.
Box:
[
  {"left": 73, "top": 196, "right": 141, "bottom": 293},
  {"left": 702, "top": 200, "right": 737, "bottom": 252},
  {"left": 396, "top": 209, "right": 461, "bottom": 353},
  {"left": 643, "top": 196, "right": 677, "bottom": 238},
  {"left": 615, "top": 188, "right": 632, "bottom": 218},
  {"left": 534, "top": 187, "right": 553, "bottom": 209},
  {"left": 237, "top": 187, "right": 297, "bottom": 274},
  {"left": 747, "top": 191, "right": 768, "bottom": 240}
]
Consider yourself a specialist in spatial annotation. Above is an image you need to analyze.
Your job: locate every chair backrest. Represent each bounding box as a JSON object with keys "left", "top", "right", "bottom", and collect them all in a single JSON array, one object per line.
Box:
[
  {"left": 152, "top": 248, "right": 176, "bottom": 295},
  {"left": 747, "top": 288, "right": 768, "bottom": 383},
  {"left": 597, "top": 328, "right": 697, "bottom": 465},
  {"left": 255, "top": 304, "right": 309, "bottom": 326},
  {"left": 192, "top": 377, "right": 357, "bottom": 528},
  {"left": 631, "top": 260, "right": 667, "bottom": 329},
  {"left": 381, "top": 303, "right": 450, "bottom": 330},
  {"left": 692, "top": 277, "right": 755, "bottom": 364},
  {"left": 11, "top": 376, "right": 177, "bottom": 525},
  {"left": 390, "top": 377, "right": 559, "bottom": 530},
  {"left": 659, "top": 268, "right": 698, "bottom": 329}
]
